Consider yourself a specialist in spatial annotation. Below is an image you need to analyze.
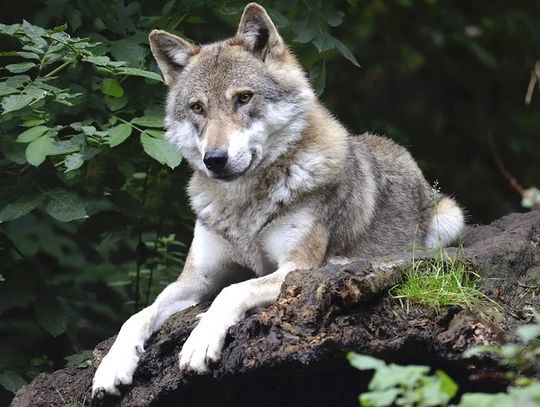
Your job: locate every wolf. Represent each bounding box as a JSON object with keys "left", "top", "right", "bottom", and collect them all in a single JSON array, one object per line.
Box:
[{"left": 92, "top": 2, "right": 464, "bottom": 397}]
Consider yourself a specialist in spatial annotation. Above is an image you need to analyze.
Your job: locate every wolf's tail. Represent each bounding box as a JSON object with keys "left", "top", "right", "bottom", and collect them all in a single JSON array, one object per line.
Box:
[{"left": 424, "top": 196, "right": 465, "bottom": 248}]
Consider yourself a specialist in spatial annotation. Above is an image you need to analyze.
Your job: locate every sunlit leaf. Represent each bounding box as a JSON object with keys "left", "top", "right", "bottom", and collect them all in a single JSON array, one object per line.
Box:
[
  {"left": 16, "top": 126, "right": 50, "bottom": 143},
  {"left": 140, "top": 131, "right": 181, "bottom": 169},
  {"left": 107, "top": 123, "right": 132, "bottom": 147},
  {"left": 25, "top": 134, "right": 52, "bottom": 166},
  {"left": 101, "top": 78, "right": 124, "bottom": 97}
]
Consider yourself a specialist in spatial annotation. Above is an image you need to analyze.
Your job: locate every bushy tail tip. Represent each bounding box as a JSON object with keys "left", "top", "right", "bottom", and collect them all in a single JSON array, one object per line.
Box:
[{"left": 425, "top": 196, "right": 465, "bottom": 248}]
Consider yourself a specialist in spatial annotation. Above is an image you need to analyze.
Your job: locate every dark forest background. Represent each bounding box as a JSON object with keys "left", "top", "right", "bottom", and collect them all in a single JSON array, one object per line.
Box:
[{"left": 0, "top": 0, "right": 539, "bottom": 404}]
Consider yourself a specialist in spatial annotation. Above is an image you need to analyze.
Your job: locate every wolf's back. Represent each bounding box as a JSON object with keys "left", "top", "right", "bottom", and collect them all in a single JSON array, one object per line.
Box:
[{"left": 325, "top": 133, "right": 463, "bottom": 258}]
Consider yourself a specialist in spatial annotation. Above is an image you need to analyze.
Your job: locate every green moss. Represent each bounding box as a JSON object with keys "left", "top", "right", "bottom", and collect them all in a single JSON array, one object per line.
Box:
[{"left": 390, "top": 249, "right": 495, "bottom": 312}]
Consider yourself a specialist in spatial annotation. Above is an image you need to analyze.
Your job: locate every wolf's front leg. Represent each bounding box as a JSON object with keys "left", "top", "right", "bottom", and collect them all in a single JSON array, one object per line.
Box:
[
  {"left": 92, "top": 222, "right": 237, "bottom": 397},
  {"left": 179, "top": 220, "right": 328, "bottom": 373}
]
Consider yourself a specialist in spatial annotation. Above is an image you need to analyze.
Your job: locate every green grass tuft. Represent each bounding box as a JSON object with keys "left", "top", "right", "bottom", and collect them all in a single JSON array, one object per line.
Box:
[{"left": 390, "top": 249, "right": 495, "bottom": 312}]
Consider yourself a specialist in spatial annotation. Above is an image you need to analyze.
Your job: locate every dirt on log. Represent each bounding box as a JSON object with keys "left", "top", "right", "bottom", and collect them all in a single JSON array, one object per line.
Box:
[{"left": 11, "top": 211, "right": 540, "bottom": 407}]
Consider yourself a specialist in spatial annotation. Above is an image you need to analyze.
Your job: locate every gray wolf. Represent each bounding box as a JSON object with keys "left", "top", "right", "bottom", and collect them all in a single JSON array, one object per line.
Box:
[{"left": 92, "top": 2, "right": 464, "bottom": 397}]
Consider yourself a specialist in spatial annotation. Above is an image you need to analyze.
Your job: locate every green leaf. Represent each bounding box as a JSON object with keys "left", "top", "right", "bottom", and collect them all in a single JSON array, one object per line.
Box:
[
  {"left": 0, "top": 51, "right": 40, "bottom": 60},
  {"left": 162, "top": 0, "right": 175, "bottom": 14},
  {"left": 64, "top": 350, "right": 93, "bottom": 368},
  {"left": 360, "top": 389, "right": 400, "bottom": 407},
  {"left": 0, "top": 191, "right": 43, "bottom": 222},
  {"left": 0, "top": 371, "right": 27, "bottom": 393},
  {"left": 459, "top": 392, "right": 508, "bottom": 407},
  {"left": 370, "top": 364, "right": 429, "bottom": 391},
  {"left": 83, "top": 55, "right": 112, "bottom": 67},
  {"left": 5, "top": 62, "right": 36, "bottom": 73},
  {"left": 324, "top": 10, "right": 345, "bottom": 27},
  {"left": 309, "top": 59, "right": 326, "bottom": 96},
  {"left": 462, "top": 345, "right": 502, "bottom": 358},
  {"left": 334, "top": 38, "right": 361, "bottom": 67},
  {"left": 516, "top": 324, "right": 540, "bottom": 344},
  {"left": 140, "top": 131, "right": 181, "bottom": 169},
  {"left": 104, "top": 94, "right": 127, "bottom": 111},
  {"left": 294, "top": 17, "right": 318, "bottom": 43},
  {"left": 107, "top": 123, "right": 132, "bottom": 147},
  {"left": 34, "top": 295, "right": 67, "bottom": 337},
  {"left": 110, "top": 40, "right": 146, "bottom": 68},
  {"left": 267, "top": 9, "right": 289, "bottom": 28},
  {"left": 81, "top": 125, "right": 96, "bottom": 136},
  {"left": 347, "top": 353, "right": 386, "bottom": 371},
  {"left": 45, "top": 188, "right": 87, "bottom": 222},
  {"left": 64, "top": 153, "right": 84, "bottom": 172},
  {"left": 313, "top": 33, "right": 336, "bottom": 52},
  {"left": 25, "top": 134, "right": 52, "bottom": 166},
  {"left": 436, "top": 370, "right": 458, "bottom": 398},
  {"left": 16, "top": 125, "right": 50, "bottom": 143},
  {"left": 131, "top": 116, "right": 164, "bottom": 128},
  {"left": 49, "top": 135, "right": 85, "bottom": 155},
  {"left": 101, "top": 78, "right": 124, "bottom": 97},
  {"left": 1, "top": 93, "right": 33, "bottom": 113},
  {"left": 116, "top": 67, "right": 163, "bottom": 82}
]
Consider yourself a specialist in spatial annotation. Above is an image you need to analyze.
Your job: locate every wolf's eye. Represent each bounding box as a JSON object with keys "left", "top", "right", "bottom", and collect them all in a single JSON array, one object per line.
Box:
[
  {"left": 190, "top": 102, "right": 204, "bottom": 114},
  {"left": 237, "top": 92, "right": 253, "bottom": 106}
]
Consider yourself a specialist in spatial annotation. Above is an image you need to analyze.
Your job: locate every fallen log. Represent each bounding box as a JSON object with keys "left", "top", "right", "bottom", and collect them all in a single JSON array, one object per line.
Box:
[{"left": 11, "top": 211, "right": 540, "bottom": 407}]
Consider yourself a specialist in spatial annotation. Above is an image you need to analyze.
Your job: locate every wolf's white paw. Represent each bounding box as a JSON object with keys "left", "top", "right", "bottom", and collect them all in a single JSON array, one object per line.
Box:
[
  {"left": 92, "top": 341, "right": 143, "bottom": 397},
  {"left": 178, "top": 314, "right": 228, "bottom": 374},
  {"left": 92, "top": 315, "right": 148, "bottom": 398}
]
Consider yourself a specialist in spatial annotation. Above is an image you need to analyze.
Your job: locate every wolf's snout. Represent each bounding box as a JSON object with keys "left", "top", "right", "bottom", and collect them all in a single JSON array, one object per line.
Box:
[{"left": 203, "top": 149, "right": 228, "bottom": 173}]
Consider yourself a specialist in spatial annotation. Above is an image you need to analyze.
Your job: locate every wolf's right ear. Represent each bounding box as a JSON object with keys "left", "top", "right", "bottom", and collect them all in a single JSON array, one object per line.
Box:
[
  {"left": 235, "top": 3, "right": 285, "bottom": 60},
  {"left": 149, "top": 30, "right": 199, "bottom": 85}
]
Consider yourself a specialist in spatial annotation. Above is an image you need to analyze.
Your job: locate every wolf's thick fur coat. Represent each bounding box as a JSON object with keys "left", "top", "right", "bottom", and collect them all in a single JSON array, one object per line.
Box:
[{"left": 92, "top": 3, "right": 464, "bottom": 397}]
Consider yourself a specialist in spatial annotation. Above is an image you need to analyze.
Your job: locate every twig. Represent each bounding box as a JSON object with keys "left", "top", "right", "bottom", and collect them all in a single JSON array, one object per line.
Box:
[
  {"left": 135, "top": 161, "right": 151, "bottom": 312},
  {"left": 44, "top": 56, "right": 78, "bottom": 78},
  {"left": 525, "top": 61, "right": 540, "bottom": 105},
  {"left": 145, "top": 212, "right": 164, "bottom": 307},
  {"left": 488, "top": 136, "right": 524, "bottom": 196}
]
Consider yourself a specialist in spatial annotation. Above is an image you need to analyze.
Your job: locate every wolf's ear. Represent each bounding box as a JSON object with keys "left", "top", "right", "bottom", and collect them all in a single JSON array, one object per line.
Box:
[
  {"left": 149, "top": 30, "right": 199, "bottom": 85},
  {"left": 235, "top": 3, "right": 285, "bottom": 60}
]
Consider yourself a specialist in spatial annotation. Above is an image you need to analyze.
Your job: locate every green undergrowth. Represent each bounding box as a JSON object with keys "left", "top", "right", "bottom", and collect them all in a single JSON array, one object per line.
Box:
[
  {"left": 390, "top": 248, "right": 496, "bottom": 313},
  {"left": 348, "top": 314, "right": 540, "bottom": 407}
]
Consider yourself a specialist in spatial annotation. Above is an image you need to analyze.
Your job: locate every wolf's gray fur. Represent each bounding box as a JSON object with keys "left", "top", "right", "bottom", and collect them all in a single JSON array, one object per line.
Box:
[{"left": 92, "top": 3, "right": 464, "bottom": 397}]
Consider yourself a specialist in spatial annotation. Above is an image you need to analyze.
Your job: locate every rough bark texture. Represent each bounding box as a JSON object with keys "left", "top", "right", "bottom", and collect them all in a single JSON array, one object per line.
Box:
[{"left": 11, "top": 211, "right": 540, "bottom": 407}]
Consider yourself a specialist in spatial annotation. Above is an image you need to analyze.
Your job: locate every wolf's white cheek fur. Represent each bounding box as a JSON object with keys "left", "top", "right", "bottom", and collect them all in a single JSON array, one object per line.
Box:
[
  {"left": 165, "top": 121, "right": 203, "bottom": 170},
  {"left": 227, "top": 121, "right": 266, "bottom": 174}
]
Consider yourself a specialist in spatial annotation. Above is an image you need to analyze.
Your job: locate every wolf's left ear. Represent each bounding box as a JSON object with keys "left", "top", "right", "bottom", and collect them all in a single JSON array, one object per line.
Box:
[
  {"left": 235, "top": 3, "right": 285, "bottom": 60},
  {"left": 149, "top": 29, "right": 199, "bottom": 85}
]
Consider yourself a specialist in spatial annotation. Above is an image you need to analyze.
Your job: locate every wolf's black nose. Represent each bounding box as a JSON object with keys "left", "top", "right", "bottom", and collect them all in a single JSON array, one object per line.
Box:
[{"left": 204, "top": 149, "right": 228, "bottom": 172}]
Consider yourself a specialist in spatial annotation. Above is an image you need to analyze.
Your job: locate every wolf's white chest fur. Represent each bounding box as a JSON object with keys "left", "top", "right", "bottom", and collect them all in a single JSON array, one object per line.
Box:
[{"left": 189, "top": 169, "right": 316, "bottom": 275}]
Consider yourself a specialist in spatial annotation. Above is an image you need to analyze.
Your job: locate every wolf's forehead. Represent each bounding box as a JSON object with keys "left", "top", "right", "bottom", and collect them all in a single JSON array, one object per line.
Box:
[{"left": 183, "top": 44, "right": 271, "bottom": 92}]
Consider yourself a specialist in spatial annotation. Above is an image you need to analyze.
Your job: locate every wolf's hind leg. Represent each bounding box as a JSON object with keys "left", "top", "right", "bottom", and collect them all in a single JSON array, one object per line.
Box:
[
  {"left": 425, "top": 196, "right": 465, "bottom": 248},
  {"left": 92, "top": 222, "right": 238, "bottom": 398}
]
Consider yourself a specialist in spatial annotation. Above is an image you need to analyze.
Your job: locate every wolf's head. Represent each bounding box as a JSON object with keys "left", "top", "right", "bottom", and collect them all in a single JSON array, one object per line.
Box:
[{"left": 149, "top": 3, "right": 315, "bottom": 181}]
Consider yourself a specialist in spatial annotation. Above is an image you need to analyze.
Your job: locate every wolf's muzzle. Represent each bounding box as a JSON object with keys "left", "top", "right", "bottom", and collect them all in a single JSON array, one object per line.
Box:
[{"left": 203, "top": 149, "right": 228, "bottom": 173}]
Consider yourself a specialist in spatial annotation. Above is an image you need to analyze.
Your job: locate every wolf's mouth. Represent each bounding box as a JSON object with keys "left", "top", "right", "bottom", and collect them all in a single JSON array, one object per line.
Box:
[
  {"left": 209, "top": 151, "right": 257, "bottom": 181},
  {"left": 212, "top": 173, "right": 239, "bottom": 181}
]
